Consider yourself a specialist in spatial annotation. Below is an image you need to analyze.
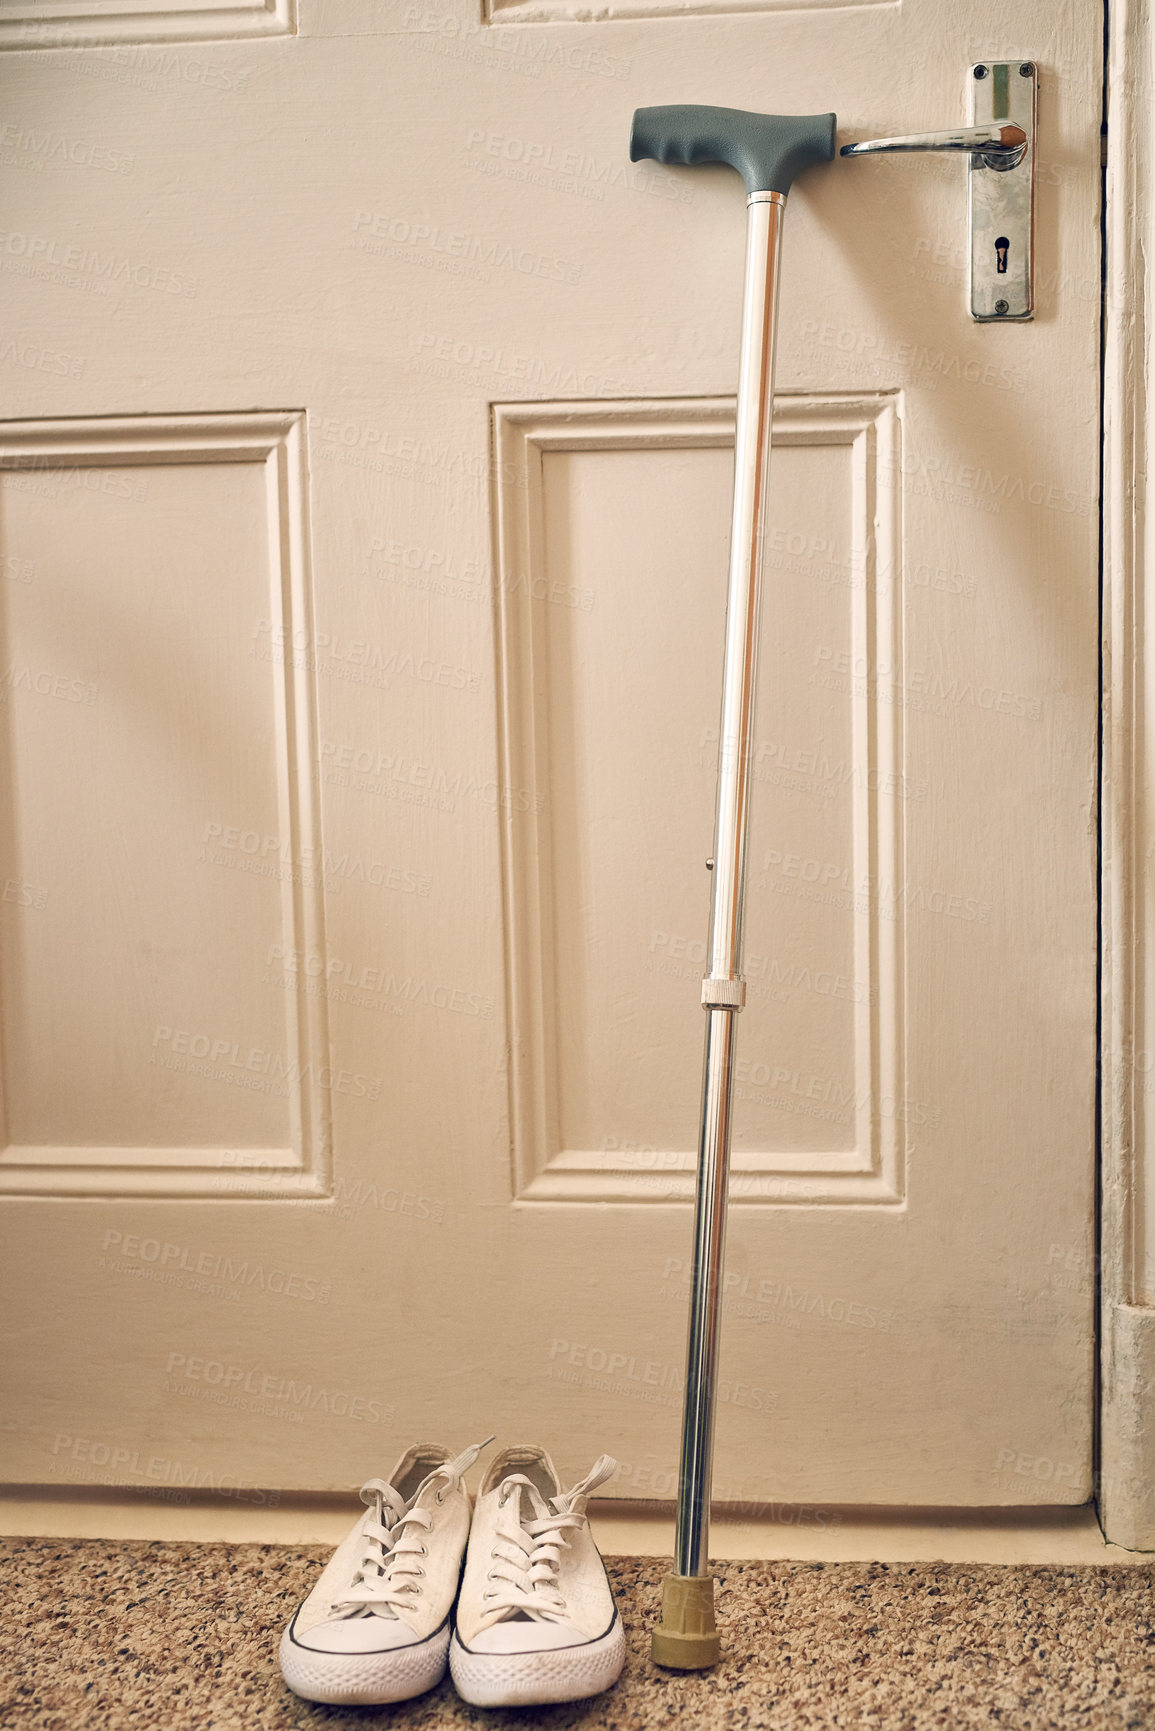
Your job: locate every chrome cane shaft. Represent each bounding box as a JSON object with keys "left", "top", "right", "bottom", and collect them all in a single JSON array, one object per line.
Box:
[
  {"left": 627, "top": 104, "right": 835, "bottom": 1671},
  {"left": 675, "top": 190, "right": 785, "bottom": 1581}
]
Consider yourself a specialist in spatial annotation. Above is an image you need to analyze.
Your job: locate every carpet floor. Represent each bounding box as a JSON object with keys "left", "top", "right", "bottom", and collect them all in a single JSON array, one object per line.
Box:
[{"left": 0, "top": 1538, "right": 1152, "bottom": 1729}]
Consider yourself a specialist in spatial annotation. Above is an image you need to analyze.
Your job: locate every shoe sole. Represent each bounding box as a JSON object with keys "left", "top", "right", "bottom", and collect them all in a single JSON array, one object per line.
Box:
[
  {"left": 279, "top": 1621, "right": 449, "bottom": 1705},
  {"left": 448, "top": 1617, "right": 626, "bottom": 1706}
]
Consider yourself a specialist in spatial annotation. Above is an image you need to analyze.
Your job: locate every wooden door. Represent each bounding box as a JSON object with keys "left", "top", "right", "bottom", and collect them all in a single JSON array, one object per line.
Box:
[{"left": 0, "top": 0, "right": 1100, "bottom": 1511}]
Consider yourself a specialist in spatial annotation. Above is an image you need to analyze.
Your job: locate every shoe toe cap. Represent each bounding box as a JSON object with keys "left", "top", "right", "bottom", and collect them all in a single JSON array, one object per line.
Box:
[
  {"left": 466, "top": 1619, "right": 589, "bottom": 1654},
  {"left": 294, "top": 1617, "right": 423, "bottom": 1654}
]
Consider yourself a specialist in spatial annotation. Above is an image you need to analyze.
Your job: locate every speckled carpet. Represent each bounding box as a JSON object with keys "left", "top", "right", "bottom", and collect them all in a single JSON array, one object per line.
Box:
[{"left": 0, "top": 1538, "right": 1152, "bottom": 1728}]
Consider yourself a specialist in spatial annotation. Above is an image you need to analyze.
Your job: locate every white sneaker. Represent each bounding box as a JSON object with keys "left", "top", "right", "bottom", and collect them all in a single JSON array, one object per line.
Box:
[
  {"left": 449, "top": 1445, "right": 625, "bottom": 1706},
  {"left": 279, "top": 1438, "right": 491, "bottom": 1705}
]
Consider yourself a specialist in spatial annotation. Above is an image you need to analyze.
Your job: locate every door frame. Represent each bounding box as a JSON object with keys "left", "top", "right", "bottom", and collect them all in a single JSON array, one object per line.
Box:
[
  {"left": 1100, "top": 0, "right": 1155, "bottom": 1549},
  {"left": 0, "top": 0, "right": 1139, "bottom": 1544}
]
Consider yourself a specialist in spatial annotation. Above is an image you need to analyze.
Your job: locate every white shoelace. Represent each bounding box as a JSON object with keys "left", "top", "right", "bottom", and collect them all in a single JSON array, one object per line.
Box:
[
  {"left": 480, "top": 1455, "right": 617, "bottom": 1627},
  {"left": 331, "top": 1437, "right": 493, "bottom": 1622}
]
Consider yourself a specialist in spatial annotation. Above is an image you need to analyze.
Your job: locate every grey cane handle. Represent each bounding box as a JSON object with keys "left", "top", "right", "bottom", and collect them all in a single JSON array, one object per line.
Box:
[{"left": 629, "top": 105, "right": 837, "bottom": 196}]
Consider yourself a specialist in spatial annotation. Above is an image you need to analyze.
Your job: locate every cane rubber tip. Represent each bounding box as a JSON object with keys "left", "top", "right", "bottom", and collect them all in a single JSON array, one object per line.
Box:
[{"left": 650, "top": 1571, "right": 721, "bottom": 1669}]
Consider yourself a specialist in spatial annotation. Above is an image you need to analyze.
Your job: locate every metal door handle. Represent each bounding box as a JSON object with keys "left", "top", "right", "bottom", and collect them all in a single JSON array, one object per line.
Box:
[
  {"left": 840, "top": 122, "right": 1027, "bottom": 171},
  {"left": 838, "top": 60, "right": 1038, "bottom": 321}
]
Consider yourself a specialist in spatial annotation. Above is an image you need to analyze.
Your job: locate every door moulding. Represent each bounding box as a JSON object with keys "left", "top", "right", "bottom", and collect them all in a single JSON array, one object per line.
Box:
[
  {"left": 0, "top": 412, "right": 331, "bottom": 1200},
  {"left": 0, "top": 0, "right": 295, "bottom": 51},
  {"left": 485, "top": 0, "right": 890, "bottom": 26},
  {"left": 1101, "top": 0, "right": 1155, "bottom": 1550},
  {"left": 0, "top": 1485, "right": 1147, "bottom": 1564},
  {"left": 492, "top": 394, "right": 906, "bottom": 1208}
]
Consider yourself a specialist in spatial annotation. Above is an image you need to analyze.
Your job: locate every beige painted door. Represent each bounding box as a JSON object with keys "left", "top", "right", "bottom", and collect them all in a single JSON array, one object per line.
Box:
[{"left": 0, "top": 0, "right": 1100, "bottom": 1512}]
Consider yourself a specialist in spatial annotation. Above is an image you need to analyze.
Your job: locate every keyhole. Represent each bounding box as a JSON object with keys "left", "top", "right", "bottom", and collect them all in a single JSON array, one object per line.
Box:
[{"left": 995, "top": 235, "right": 1010, "bottom": 274}]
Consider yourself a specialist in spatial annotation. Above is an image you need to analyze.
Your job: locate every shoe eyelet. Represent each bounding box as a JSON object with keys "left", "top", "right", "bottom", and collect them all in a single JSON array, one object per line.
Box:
[
  {"left": 420, "top": 1545, "right": 428, "bottom": 1556},
  {"left": 436, "top": 1490, "right": 445, "bottom": 1503}
]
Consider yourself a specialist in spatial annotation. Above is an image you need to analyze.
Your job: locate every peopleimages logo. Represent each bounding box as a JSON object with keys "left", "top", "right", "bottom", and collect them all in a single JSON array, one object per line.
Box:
[
  {"left": 410, "top": 332, "right": 628, "bottom": 400},
  {"left": 402, "top": 7, "right": 632, "bottom": 81},
  {"left": 51, "top": 1433, "right": 278, "bottom": 1504},
  {"left": 164, "top": 1353, "right": 392, "bottom": 1425},
  {"left": 150, "top": 1024, "right": 382, "bottom": 1100},
  {"left": 266, "top": 943, "right": 495, "bottom": 1019},
  {"left": 352, "top": 209, "right": 582, "bottom": 286},
  {"left": 0, "top": 229, "right": 196, "bottom": 296},
  {"left": 22, "top": 29, "right": 251, "bottom": 90},
  {"left": 0, "top": 338, "right": 84, "bottom": 378},
  {"left": 464, "top": 128, "right": 691, "bottom": 203},
  {"left": 251, "top": 618, "right": 481, "bottom": 694},
  {"left": 661, "top": 1258, "right": 898, "bottom": 1331},
  {"left": 0, "top": 122, "right": 133, "bottom": 174},
  {"left": 99, "top": 1230, "right": 331, "bottom": 1304},
  {"left": 199, "top": 821, "right": 430, "bottom": 897},
  {"left": 547, "top": 1338, "right": 772, "bottom": 1413}
]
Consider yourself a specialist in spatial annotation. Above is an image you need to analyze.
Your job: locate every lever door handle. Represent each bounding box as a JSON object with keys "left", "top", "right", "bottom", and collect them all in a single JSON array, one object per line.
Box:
[
  {"left": 836, "top": 60, "right": 1037, "bottom": 321},
  {"left": 840, "top": 122, "right": 1027, "bottom": 171}
]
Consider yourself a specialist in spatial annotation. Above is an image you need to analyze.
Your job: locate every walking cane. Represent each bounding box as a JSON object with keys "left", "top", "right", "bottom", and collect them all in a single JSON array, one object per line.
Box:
[{"left": 628, "top": 106, "right": 837, "bottom": 1670}]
